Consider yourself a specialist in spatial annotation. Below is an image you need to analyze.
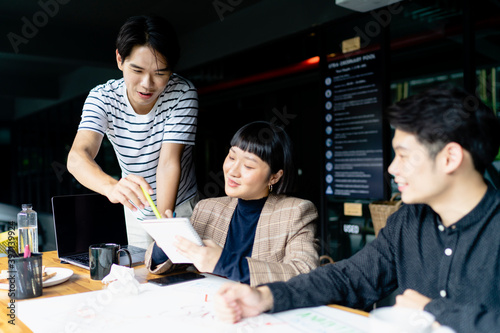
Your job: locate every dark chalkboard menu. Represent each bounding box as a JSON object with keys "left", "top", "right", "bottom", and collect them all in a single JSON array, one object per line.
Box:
[{"left": 324, "top": 49, "right": 385, "bottom": 199}]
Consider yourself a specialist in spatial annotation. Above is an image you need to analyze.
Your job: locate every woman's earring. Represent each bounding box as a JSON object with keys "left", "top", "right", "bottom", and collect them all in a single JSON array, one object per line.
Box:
[{"left": 269, "top": 184, "right": 273, "bottom": 193}]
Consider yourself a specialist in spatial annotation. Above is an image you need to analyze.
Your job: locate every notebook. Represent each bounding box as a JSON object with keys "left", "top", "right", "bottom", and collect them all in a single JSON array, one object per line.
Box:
[
  {"left": 51, "top": 193, "right": 146, "bottom": 269},
  {"left": 141, "top": 218, "right": 203, "bottom": 264}
]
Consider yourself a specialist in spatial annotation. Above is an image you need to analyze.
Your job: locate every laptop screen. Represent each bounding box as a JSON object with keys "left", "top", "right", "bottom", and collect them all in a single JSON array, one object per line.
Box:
[{"left": 51, "top": 193, "right": 129, "bottom": 257}]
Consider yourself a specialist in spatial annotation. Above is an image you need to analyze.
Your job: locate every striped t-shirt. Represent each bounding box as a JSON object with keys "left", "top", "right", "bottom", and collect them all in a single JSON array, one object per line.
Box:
[{"left": 78, "top": 74, "right": 198, "bottom": 220}]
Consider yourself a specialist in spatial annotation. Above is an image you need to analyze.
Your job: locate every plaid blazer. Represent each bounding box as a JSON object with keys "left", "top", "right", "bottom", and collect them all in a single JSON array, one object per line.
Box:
[{"left": 145, "top": 194, "right": 320, "bottom": 286}]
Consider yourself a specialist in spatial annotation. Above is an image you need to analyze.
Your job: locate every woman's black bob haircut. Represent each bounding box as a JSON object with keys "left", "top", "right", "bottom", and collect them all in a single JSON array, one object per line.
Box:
[
  {"left": 116, "top": 15, "right": 180, "bottom": 70},
  {"left": 230, "top": 121, "right": 298, "bottom": 195}
]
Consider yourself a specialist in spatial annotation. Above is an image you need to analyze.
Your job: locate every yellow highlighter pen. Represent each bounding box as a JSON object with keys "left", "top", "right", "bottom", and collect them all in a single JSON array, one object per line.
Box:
[{"left": 140, "top": 186, "right": 162, "bottom": 219}]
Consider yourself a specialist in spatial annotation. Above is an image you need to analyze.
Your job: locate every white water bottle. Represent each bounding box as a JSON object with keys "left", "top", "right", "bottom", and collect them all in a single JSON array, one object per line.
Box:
[{"left": 17, "top": 204, "right": 38, "bottom": 254}]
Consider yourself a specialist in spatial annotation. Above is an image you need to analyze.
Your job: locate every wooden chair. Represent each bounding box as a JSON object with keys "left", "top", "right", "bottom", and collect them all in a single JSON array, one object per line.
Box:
[{"left": 319, "top": 254, "right": 335, "bottom": 266}]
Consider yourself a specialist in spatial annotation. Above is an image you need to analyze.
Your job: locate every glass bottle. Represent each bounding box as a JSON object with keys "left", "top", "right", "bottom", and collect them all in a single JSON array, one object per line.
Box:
[{"left": 17, "top": 204, "right": 38, "bottom": 254}]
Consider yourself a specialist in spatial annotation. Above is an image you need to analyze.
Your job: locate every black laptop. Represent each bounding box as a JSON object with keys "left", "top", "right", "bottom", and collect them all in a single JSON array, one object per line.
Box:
[{"left": 51, "top": 193, "right": 146, "bottom": 269}]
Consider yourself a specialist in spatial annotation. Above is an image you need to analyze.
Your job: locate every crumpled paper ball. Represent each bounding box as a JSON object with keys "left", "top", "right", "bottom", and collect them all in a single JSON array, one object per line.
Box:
[{"left": 101, "top": 264, "right": 142, "bottom": 295}]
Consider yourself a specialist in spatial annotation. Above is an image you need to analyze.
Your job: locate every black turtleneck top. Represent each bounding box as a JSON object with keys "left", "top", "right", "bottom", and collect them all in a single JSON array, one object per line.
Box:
[{"left": 212, "top": 196, "right": 267, "bottom": 284}]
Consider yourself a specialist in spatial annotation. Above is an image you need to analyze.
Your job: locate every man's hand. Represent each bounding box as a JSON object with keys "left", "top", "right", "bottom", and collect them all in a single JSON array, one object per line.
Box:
[
  {"left": 104, "top": 174, "right": 152, "bottom": 212},
  {"left": 395, "top": 289, "right": 432, "bottom": 310},
  {"left": 394, "top": 290, "right": 446, "bottom": 330},
  {"left": 215, "top": 284, "right": 274, "bottom": 323},
  {"left": 174, "top": 237, "right": 222, "bottom": 273}
]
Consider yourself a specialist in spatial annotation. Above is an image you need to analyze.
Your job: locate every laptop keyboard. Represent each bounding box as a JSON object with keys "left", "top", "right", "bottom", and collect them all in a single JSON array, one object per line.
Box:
[
  {"left": 67, "top": 253, "right": 90, "bottom": 266},
  {"left": 123, "top": 245, "right": 146, "bottom": 255}
]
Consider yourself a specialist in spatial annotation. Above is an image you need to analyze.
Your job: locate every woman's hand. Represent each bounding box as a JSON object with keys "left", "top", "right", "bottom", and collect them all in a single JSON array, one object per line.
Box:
[{"left": 174, "top": 237, "right": 223, "bottom": 273}]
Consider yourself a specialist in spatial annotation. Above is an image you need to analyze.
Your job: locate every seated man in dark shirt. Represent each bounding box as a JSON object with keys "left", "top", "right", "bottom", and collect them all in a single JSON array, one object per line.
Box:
[{"left": 214, "top": 85, "right": 500, "bottom": 333}]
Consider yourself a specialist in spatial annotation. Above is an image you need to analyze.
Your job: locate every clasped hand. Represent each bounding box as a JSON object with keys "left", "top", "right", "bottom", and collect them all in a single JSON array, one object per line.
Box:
[
  {"left": 394, "top": 289, "right": 432, "bottom": 310},
  {"left": 174, "top": 236, "right": 222, "bottom": 273}
]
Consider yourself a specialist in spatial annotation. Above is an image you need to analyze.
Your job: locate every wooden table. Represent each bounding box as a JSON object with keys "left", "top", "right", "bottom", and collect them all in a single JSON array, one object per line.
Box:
[
  {"left": 0, "top": 251, "right": 162, "bottom": 333},
  {"left": 1, "top": 251, "right": 368, "bottom": 333}
]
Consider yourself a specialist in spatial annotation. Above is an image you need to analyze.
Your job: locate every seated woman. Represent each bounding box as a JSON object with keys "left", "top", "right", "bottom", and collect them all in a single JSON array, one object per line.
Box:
[{"left": 145, "top": 121, "right": 319, "bottom": 286}]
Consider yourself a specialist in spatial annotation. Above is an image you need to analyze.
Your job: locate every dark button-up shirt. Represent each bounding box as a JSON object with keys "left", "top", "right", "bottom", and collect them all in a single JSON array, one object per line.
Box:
[{"left": 267, "top": 185, "right": 500, "bottom": 333}]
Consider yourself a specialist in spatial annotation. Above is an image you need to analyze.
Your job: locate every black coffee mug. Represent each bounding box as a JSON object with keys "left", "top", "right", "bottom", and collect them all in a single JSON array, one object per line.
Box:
[{"left": 89, "top": 243, "right": 132, "bottom": 280}]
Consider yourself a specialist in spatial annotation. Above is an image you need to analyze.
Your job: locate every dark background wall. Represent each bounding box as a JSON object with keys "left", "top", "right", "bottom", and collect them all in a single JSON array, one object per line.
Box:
[{"left": 1, "top": 0, "right": 500, "bottom": 257}]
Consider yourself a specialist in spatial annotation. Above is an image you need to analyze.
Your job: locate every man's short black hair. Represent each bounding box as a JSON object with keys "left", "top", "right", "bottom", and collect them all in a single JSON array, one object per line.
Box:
[
  {"left": 386, "top": 84, "right": 500, "bottom": 174},
  {"left": 116, "top": 15, "right": 180, "bottom": 70}
]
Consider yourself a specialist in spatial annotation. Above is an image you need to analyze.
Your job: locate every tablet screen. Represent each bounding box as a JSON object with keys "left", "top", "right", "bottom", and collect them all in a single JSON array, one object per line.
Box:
[{"left": 148, "top": 272, "right": 205, "bottom": 286}]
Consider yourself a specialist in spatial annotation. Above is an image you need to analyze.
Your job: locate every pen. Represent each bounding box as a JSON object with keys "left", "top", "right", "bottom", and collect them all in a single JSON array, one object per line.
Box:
[
  {"left": 140, "top": 186, "right": 162, "bottom": 219},
  {"left": 24, "top": 244, "right": 31, "bottom": 258}
]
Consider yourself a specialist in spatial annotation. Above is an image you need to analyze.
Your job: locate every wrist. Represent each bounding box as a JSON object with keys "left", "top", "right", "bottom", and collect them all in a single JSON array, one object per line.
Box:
[
  {"left": 256, "top": 286, "right": 274, "bottom": 312},
  {"left": 101, "top": 178, "right": 119, "bottom": 199}
]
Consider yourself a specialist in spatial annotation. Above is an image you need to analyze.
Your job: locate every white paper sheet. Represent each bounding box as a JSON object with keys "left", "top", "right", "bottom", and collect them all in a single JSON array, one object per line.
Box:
[{"left": 16, "top": 274, "right": 369, "bottom": 333}]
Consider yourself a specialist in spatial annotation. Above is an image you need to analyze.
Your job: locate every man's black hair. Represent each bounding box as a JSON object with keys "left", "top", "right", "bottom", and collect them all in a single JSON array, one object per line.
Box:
[
  {"left": 116, "top": 15, "right": 180, "bottom": 70},
  {"left": 386, "top": 84, "right": 500, "bottom": 174}
]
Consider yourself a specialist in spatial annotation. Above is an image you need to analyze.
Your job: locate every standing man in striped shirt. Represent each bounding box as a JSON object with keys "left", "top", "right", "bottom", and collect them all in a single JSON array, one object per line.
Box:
[{"left": 67, "top": 16, "right": 198, "bottom": 249}]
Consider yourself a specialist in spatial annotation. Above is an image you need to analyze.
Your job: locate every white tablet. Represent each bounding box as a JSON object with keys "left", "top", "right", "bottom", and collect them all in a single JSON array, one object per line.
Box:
[{"left": 141, "top": 218, "right": 203, "bottom": 264}]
